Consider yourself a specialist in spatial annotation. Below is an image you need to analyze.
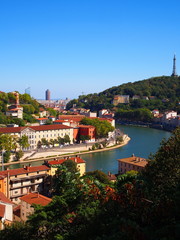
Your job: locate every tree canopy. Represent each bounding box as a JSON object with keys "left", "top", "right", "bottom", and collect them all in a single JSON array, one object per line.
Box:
[{"left": 1, "top": 127, "right": 180, "bottom": 240}]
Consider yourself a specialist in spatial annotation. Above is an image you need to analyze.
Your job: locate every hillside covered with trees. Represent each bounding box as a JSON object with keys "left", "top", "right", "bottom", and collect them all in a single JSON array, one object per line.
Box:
[
  {"left": 66, "top": 76, "right": 180, "bottom": 113},
  {"left": 0, "top": 91, "right": 42, "bottom": 126},
  {"left": 1, "top": 127, "right": 180, "bottom": 240}
]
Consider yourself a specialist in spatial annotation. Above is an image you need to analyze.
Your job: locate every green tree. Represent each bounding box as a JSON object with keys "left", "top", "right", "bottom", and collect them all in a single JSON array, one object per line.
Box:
[
  {"left": 79, "top": 135, "right": 90, "bottom": 142},
  {"left": 85, "top": 170, "right": 110, "bottom": 184},
  {"left": 64, "top": 134, "right": 71, "bottom": 144},
  {"left": 3, "top": 150, "right": 11, "bottom": 163},
  {"left": 18, "top": 135, "right": 29, "bottom": 150},
  {"left": 15, "top": 150, "right": 24, "bottom": 161}
]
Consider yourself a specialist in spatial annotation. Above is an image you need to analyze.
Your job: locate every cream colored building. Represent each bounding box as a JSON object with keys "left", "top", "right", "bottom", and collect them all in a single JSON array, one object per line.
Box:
[
  {"left": 118, "top": 156, "right": 148, "bottom": 174},
  {"left": 0, "top": 124, "right": 74, "bottom": 150}
]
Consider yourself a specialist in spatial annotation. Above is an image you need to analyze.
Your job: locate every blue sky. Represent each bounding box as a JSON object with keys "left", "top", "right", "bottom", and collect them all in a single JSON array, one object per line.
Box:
[{"left": 0, "top": 0, "right": 180, "bottom": 100}]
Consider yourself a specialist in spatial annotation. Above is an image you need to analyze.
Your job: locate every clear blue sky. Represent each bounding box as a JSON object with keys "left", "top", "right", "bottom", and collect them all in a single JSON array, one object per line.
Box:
[{"left": 0, "top": 0, "right": 180, "bottom": 100}]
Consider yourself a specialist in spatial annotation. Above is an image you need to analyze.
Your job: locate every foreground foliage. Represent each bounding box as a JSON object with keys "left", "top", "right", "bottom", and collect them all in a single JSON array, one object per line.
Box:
[{"left": 1, "top": 128, "right": 180, "bottom": 240}]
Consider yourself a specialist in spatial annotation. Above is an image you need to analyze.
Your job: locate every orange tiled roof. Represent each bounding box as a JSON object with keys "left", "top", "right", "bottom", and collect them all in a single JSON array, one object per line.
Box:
[
  {"left": 0, "top": 192, "right": 13, "bottom": 205},
  {"left": 37, "top": 118, "right": 48, "bottom": 120},
  {"left": 0, "top": 165, "right": 50, "bottom": 177},
  {"left": 118, "top": 156, "right": 148, "bottom": 167},
  {"left": 48, "top": 157, "right": 85, "bottom": 165},
  {"left": 20, "top": 193, "right": 52, "bottom": 206}
]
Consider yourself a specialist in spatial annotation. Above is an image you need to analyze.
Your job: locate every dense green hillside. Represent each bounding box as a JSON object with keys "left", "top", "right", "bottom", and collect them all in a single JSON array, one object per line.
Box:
[
  {"left": 0, "top": 92, "right": 42, "bottom": 126},
  {"left": 67, "top": 76, "right": 180, "bottom": 113}
]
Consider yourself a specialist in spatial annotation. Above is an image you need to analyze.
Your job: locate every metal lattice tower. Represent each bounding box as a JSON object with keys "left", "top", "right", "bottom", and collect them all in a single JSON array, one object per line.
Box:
[{"left": 171, "top": 54, "right": 178, "bottom": 77}]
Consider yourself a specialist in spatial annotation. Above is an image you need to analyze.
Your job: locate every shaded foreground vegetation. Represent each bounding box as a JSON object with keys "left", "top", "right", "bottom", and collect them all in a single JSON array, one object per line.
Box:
[{"left": 1, "top": 127, "right": 180, "bottom": 240}]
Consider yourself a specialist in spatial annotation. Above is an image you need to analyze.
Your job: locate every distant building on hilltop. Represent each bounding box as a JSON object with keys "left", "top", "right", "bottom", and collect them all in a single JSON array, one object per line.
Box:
[
  {"left": 112, "top": 95, "right": 129, "bottom": 105},
  {"left": 45, "top": 89, "right": 51, "bottom": 100}
]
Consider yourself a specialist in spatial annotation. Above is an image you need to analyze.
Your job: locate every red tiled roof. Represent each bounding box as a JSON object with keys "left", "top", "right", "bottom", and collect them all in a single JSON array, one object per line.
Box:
[
  {"left": 54, "top": 120, "right": 68, "bottom": 123},
  {"left": 30, "top": 124, "right": 72, "bottom": 131},
  {"left": 0, "top": 124, "right": 73, "bottom": 134},
  {"left": 0, "top": 192, "right": 13, "bottom": 205},
  {"left": 20, "top": 193, "right": 52, "bottom": 206},
  {"left": 37, "top": 118, "right": 48, "bottom": 120},
  {"left": 48, "top": 157, "right": 85, "bottom": 166},
  {"left": 0, "top": 126, "right": 26, "bottom": 133},
  {"left": 0, "top": 204, "right": 5, "bottom": 218},
  {"left": 0, "top": 165, "right": 50, "bottom": 177},
  {"left": 78, "top": 125, "right": 95, "bottom": 128}
]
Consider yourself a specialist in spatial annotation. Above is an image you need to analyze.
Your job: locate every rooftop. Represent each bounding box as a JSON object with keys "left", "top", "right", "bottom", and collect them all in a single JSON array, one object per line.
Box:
[
  {"left": 0, "top": 165, "right": 50, "bottom": 177},
  {"left": 20, "top": 193, "right": 52, "bottom": 206},
  {"left": 0, "top": 124, "right": 73, "bottom": 134},
  {"left": 118, "top": 156, "right": 148, "bottom": 167},
  {"left": 0, "top": 192, "right": 13, "bottom": 205},
  {"left": 47, "top": 157, "right": 86, "bottom": 166}
]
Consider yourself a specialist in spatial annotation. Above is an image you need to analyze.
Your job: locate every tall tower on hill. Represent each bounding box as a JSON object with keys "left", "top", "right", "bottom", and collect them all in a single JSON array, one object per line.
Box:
[{"left": 171, "top": 54, "right": 178, "bottom": 77}]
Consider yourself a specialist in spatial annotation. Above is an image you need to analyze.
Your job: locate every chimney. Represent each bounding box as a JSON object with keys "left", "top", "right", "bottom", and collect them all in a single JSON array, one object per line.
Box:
[
  {"left": 29, "top": 164, "right": 31, "bottom": 167},
  {"left": 74, "top": 158, "right": 77, "bottom": 163}
]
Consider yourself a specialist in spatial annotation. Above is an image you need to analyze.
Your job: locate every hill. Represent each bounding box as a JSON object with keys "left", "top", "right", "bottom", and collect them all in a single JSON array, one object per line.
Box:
[
  {"left": 67, "top": 76, "right": 180, "bottom": 112},
  {"left": 0, "top": 91, "right": 42, "bottom": 126}
]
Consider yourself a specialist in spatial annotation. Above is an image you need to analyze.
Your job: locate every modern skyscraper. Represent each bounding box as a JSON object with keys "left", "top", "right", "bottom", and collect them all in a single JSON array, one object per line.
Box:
[
  {"left": 171, "top": 54, "right": 178, "bottom": 77},
  {"left": 45, "top": 89, "right": 51, "bottom": 100},
  {"left": 25, "top": 87, "right": 31, "bottom": 95}
]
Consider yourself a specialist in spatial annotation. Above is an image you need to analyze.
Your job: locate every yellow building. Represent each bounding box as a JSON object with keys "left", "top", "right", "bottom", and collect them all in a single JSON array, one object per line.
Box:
[
  {"left": 118, "top": 156, "right": 148, "bottom": 174},
  {"left": 44, "top": 156, "right": 86, "bottom": 176}
]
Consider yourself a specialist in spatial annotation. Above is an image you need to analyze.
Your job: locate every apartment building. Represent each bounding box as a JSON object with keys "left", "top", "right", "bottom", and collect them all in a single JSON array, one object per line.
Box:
[{"left": 0, "top": 165, "right": 50, "bottom": 204}]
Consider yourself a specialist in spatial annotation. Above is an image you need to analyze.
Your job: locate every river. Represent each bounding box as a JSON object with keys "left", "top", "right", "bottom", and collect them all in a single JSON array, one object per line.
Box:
[
  {"left": 4, "top": 125, "right": 171, "bottom": 174},
  {"left": 83, "top": 125, "right": 171, "bottom": 173}
]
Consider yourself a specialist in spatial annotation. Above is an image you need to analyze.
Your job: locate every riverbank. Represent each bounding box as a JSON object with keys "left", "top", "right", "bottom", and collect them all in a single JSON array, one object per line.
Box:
[
  {"left": 116, "top": 120, "right": 174, "bottom": 132},
  {"left": 2, "top": 135, "right": 131, "bottom": 168}
]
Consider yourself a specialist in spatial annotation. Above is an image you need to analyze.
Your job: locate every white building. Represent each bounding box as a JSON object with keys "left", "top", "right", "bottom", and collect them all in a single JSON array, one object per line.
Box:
[{"left": 0, "top": 124, "right": 74, "bottom": 150}]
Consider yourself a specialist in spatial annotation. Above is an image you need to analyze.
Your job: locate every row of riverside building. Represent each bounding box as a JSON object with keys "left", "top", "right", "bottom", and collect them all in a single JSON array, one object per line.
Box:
[
  {"left": 0, "top": 115, "right": 115, "bottom": 151},
  {"left": 0, "top": 154, "right": 148, "bottom": 228}
]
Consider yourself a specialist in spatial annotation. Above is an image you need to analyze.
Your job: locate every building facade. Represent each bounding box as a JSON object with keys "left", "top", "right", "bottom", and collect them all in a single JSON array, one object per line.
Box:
[
  {"left": 20, "top": 193, "right": 51, "bottom": 221},
  {"left": 0, "top": 124, "right": 74, "bottom": 150},
  {"left": 0, "top": 165, "right": 50, "bottom": 204},
  {"left": 118, "top": 156, "right": 148, "bottom": 174}
]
